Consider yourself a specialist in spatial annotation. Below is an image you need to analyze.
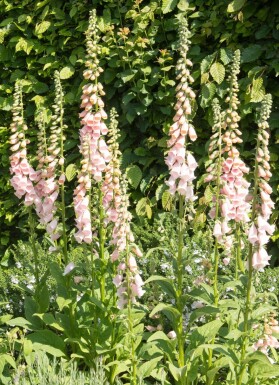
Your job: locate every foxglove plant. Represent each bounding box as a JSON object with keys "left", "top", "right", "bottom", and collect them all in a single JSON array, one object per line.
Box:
[
  {"left": 73, "top": 9, "right": 110, "bottom": 244},
  {"left": 73, "top": 9, "right": 111, "bottom": 301},
  {"left": 9, "top": 82, "right": 41, "bottom": 284},
  {"left": 164, "top": 17, "right": 197, "bottom": 369},
  {"left": 35, "top": 72, "right": 66, "bottom": 254},
  {"left": 9, "top": 83, "right": 39, "bottom": 207},
  {"left": 207, "top": 51, "right": 250, "bottom": 274},
  {"left": 248, "top": 94, "right": 274, "bottom": 270}
]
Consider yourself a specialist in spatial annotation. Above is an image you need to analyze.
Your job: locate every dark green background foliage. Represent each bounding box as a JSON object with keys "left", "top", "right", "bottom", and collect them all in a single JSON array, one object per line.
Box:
[{"left": 0, "top": 0, "right": 278, "bottom": 258}]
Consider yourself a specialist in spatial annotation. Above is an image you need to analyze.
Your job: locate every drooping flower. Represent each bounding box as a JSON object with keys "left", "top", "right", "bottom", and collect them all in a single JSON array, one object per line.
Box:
[
  {"left": 111, "top": 177, "right": 145, "bottom": 309},
  {"left": 73, "top": 9, "right": 111, "bottom": 244},
  {"left": 165, "top": 18, "right": 198, "bottom": 200},
  {"left": 9, "top": 83, "right": 40, "bottom": 208},
  {"left": 249, "top": 94, "right": 274, "bottom": 270}
]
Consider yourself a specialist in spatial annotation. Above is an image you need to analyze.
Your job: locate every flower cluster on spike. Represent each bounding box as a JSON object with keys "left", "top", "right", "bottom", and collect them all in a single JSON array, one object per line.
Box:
[
  {"left": 73, "top": 9, "right": 111, "bottom": 244},
  {"left": 165, "top": 18, "right": 198, "bottom": 200},
  {"left": 111, "top": 178, "right": 145, "bottom": 309},
  {"left": 9, "top": 83, "right": 39, "bottom": 206},
  {"left": 248, "top": 94, "right": 274, "bottom": 270},
  {"left": 206, "top": 51, "right": 251, "bottom": 264},
  {"left": 253, "top": 314, "right": 279, "bottom": 357},
  {"left": 102, "top": 108, "right": 122, "bottom": 224},
  {"left": 35, "top": 72, "right": 65, "bottom": 242}
]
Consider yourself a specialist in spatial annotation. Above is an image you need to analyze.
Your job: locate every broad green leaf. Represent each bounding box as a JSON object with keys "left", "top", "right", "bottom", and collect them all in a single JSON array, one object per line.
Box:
[
  {"left": 60, "top": 66, "right": 75, "bottom": 80},
  {"left": 200, "top": 53, "right": 216, "bottom": 74},
  {"left": 210, "top": 62, "right": 225, "bottom": 84},
  {"left": 155, "top": 184, "right": 167, "bottom": 201},
  {"left": 250, "top": 361, "right": 279, "bottom": 378},
  {"left": 126, "top": 164, "right": 142, "bottom": 189},
  {"left": 242, "top": 45, "right": 263, "bottom": 63},
  {"left": 15, "top": 38, "right": 33, "bottom": 54},
  {"left": 168, "top": 363, "right": 181, "bottom": 381},
  {"left": 56, "top": 297, "right": 72, "bottom": 311},
  {"left": 138, "top": 357, "right": 162, "bottom": 379},
  {"left": 145, "top": 275, "right": 176, "bottom": 298},
  {"left": 189, "top": 305, "right": 219, "bottom": 323},
  {"left": 26, "top": 330, "right": 65, "bottom": 357},
  {"left": 162, "top": 0, "right": 178, "bottom": 14},
  {"left": 136, "top": 197, "right": 148, "bottom": 217},
  {"left": 65, "top": 163, "right": 76, "bottom": 182},
  {"left": 227, "top": 0, "right": 246, "bottom": 13},
  {"left": 147, "top": 331, "right": 169, "bottom": 342},
  {"left": 35, "top": 21, "right": 51, "bottom": 34},
  {"left": 250, "top": 77, "right": 265, "bottom": 102},
  {"left": 149, "top": 303, "right": 180, "bottom": 323},
  {"left": 220, "top": 48, "right": 234, "bottom": 65},
  {"left": 192, "top": 320, "right": 224, "bottom": 343},
  {"left": 6, "top": 317, "right": 34, "bottom": 329}
]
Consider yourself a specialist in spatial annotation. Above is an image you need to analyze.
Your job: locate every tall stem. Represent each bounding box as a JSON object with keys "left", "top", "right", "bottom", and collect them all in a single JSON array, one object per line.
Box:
[
  {"left": 237, "top": 137, "right": 260, "bottom": 384},
  {"left": 177, "top": 195, "right": 185, "bottom": 368},
  {"left": 28, "top": 208, "right": 39, "bottom": 287},
  {"left": 99, "top": 188, "right": 106, "bottom": 303},
  {"left": 58, "top": 92, "right": 68, "bottom": 266},
  {"left": 126, "top": 240, "right": 137, "bottom": 385}
]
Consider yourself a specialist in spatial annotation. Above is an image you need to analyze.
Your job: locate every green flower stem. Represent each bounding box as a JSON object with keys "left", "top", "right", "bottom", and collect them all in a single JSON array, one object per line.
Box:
[
  {"left": 59, "top": 93, "right": 68, "bottom": 266},
  {"left": 235, "top": 223, "right": 244, "bottom": 280},
  {"left": 207, "top": 111, "right": 222, "bottom": 385},
  {"left": 28, "top": 208, "right": 39, "bottom": 287},
  {"left": 125, "top": 239, "right": 137, "bottom": 385},
  {"left": 237, "top": 136, "right": 260, "bottom": 384},
  {"left": 177, "top": 195, "right": 185, "bottom": 369},
  {"left": 98, "top": 188, "right": 106, "bottom": 303}
]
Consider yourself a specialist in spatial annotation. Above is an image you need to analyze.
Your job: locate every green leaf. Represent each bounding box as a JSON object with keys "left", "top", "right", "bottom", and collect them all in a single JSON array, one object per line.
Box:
[
  {"left": 210, "top": 62, "right": 225, "bottom": 84},
  {"left": 60, "top": 66, "right": 75, "bottom": 80},
  {"left": 146, "top": 205, "right": 152, "bottom": 219},
  {"left": 250, "top": 78, "right": 265, "bottom": 103},
  {"left": 250, "top": 361, "right": 279, "bottom": 378},
  {"left": 136, "top": 197, "right": 148, "bottom": 217},
  {"left": 189, "top": 306, "right": 220, "bottom": 323},
  {"left": 35, "top": 21, "right": 51, "bottom": 34},
  {"left": 162, "top": 190, "right": 172, "bottom": 211},
  {"left": 138, "top": 357, "right": 162, "bottom": 379},
  {"left": 200, "top": 53, "right": 216, "bottom": 74},
  {"left": 149, "top": 303, "right": 180, "bottom": 323},
  {"left": 145, "top": 275, "right": 177, "bottom": 298},
  {"left": 65, "top": 163, "right": 76, "bottom": 182},
  {"left": 195, "top": 320, "right": 224, "bottom": 341},
  {"left": 15, "top": 38, "right": 33, "bottom": 54},
  {"left": 242, "top": 45, "right": 263, "bottom": 63},
  {"left": 220, "top": 48, "right": 234, "bottom": 65},
  {"left": 6, "top": 317, "right": 34, "bottom": 329},
  {"left": 126, "top": 165, "right": 142, "bottom": 189},
  {"left": 162, "top": 0, "right": 178, "bottom": 14},
  {"left": 227, "top": 0, "right": 246, "bottom": 13},
  {"left": 26, "top": 330, "right": 65, "bottom": 357}
]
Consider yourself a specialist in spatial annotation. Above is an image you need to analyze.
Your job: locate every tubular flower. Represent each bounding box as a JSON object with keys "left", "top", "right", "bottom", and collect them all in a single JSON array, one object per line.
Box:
[
  {"left": 9, "top": 83, "right": 40, "bottom": 207},
  {"left": 206, "top": 51, "right": 250, "bottom": 262},
  {"left": 165, "top": 18, "right": 198, "bottom": 200},
  {"left": 34, "top": 73, "right": 64, "bottom": 242},
  {"left": 102, "top": 108, "right": 122, "bottom": 224},
  {"left": 111, "top": 178, "right": 145, "bottom": 309},
  {"left": 253, "top": 315, "right": 279, "bottom": 359},
  {"left": 73, "top": 9, "right": 111, "bottom": 243},
  {"left": 249, "top": 94, "right": 274, "bottom": 270}
]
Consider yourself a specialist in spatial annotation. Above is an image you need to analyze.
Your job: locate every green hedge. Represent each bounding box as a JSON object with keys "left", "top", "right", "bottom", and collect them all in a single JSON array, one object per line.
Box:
[{"left": 0, "top": 0, "right": 278, "bottom": 259}]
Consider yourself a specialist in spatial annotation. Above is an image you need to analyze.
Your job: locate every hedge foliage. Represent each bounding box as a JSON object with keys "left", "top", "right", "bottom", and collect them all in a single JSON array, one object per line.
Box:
[{"left": 0, "top": 0, "right": 278, "bottom": 260}]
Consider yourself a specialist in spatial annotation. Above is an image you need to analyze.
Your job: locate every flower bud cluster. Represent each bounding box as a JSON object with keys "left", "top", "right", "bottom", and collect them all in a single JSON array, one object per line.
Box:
[
  {"left": 248, "top": 95, "right": 274, "bottom": 270},
  {"left": 222, "top": 50, "right": 242, "bottom": 154},
  {"left": 9, "top": 83, "right": 40, "bottom": 206},
  {"left": 165, "top": 18, "right": 198, "bottom": 199},
  {"left": 111, "top": 178, "right": 145, "bottom": 309},
  {"left": 74, "top": 11, "right": 111, "bottom": 243},
  {"left": 102, "top": 108, "right": 122, "bottom": 223}
]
